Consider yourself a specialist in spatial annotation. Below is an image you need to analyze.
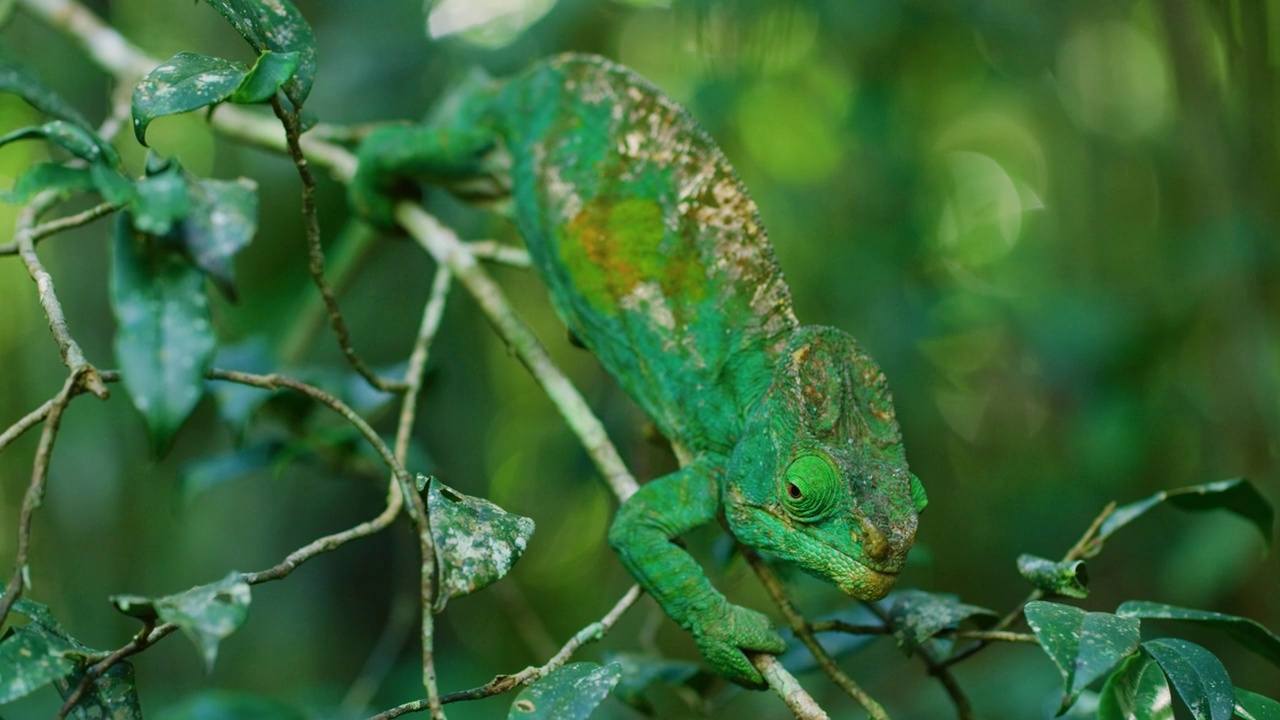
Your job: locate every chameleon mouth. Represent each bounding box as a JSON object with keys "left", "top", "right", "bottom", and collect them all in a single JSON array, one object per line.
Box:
[{"left": 836, "top": 560, "right": 900, "bottom": 601}]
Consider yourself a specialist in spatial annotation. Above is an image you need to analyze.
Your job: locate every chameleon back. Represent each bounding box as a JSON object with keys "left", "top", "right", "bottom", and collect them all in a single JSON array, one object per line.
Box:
[{"left": 490, "top": 55, "right": 799, "bottom": 456}]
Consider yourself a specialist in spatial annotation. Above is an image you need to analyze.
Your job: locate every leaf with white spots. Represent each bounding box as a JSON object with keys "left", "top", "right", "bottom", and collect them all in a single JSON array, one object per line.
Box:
[
  {"left": 1117, "top": 601, "right": 1280, "bottom": 670},
  {"left": 0, "top": 120, "right": 117, "bottom": 165},
  {"left": 54, "top": 660, "right": 143, "bottom": 720},
  {"left": 110, "top": 572, "right": 250, "bottom": 672},
  {"left": 182, "top": 176, "right": 258, "bottom": 298},
  {"left": 508, "top": 662, "right": 622, "bottom": 720},
  {"left": 1024, "top": 601, "right": 1142, "bottom": 712},
  {"left": 1017, "top": 554, "right": 1089, "bottom": 598},
  {"left": 886, "top": 589, "right": 996, "bottom": 654},
  {"left": 111, "top": 212, "right": 217, "bottom": 454},
  {"left": 425, "top": 475, "right": 535, "bottom": 613},
  {"left": 1235, "top": 688, "right": 1280, "bottom": 720},
  {"left": 1142, "top": 638, "right": 1235, "bottom": 720},
  {"left": 0, "top": 626, "right": 79, "bottom": 703},
  {"left": 132, "top": 52, "right": 248, "bottom": 146},
  {"left": 1098, "top": 652, "right": 1173, "bottom": 720},
  {"left": 200, "top": 0, "right": 316, "bottom": 108}
]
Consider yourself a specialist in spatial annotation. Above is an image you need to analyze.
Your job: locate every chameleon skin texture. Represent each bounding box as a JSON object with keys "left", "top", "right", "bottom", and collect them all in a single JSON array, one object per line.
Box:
[{"left": 351, "top": 54, "right": 924, "bottom": 688}]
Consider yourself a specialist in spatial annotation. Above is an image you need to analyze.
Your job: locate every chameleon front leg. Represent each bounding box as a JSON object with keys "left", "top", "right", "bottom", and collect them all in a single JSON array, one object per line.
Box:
[
  {"left": 350, "top": 124, "right": 505, "bottom": 229},
  {"left": 608, "top": 461, "right": 786, "bottom": 688}
]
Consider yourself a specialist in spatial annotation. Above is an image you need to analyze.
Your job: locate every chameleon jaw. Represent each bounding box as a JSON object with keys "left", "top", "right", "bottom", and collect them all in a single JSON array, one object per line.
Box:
[{"left": 725, "top": 499, "right": 907, "bottom": 601}]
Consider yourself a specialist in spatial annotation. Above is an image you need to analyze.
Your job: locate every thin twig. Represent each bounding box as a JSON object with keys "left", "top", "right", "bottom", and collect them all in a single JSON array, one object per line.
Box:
[
  {"left": 0, "top": 201, "right": 117, "bottom": 255},
  {"left": 269, "top": 96, "right": 407, "bottom": 395},
  {"left": 395, "top": 204, "right": 639, "bottom": 503},
  {"left": 466, "top": 241, "right": 532, "bottom": 269},
  {"left": 367, "top": 584, "right": 643, "bottom": 720},
  {"left": 56, "top": 619, "right": 159, "bottom": 717},
  {"left": 742, "top": 548, "right": 890, "bottom": 720},
  {"left": 861, "top": 602, "right": 972, "bottom": 720},
  {"left": 13, "top": 194, "right": 109, "bottom": 399},
  {"left": 0, "top": 373, "right": 81, "bottom": 627},
  {"left": 941, "top": 501, "right": 1119, "bottom": 669}
]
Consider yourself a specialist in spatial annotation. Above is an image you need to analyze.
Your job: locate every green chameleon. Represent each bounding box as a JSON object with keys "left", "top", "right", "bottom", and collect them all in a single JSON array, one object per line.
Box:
[{"left": 351, "top": 53, "right": 927, "bottom": 689}]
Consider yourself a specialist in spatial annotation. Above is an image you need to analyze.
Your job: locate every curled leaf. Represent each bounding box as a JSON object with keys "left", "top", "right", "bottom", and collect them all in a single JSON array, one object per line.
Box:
[
  {"left": 1017, "top": 554, "right": 1089, "bottom": 598},
  {"left": 425, "top": 475, "right": 535, "bottom": 612},
  {"left": 111, "top": 572, "right": 250, "bottom": 671}
]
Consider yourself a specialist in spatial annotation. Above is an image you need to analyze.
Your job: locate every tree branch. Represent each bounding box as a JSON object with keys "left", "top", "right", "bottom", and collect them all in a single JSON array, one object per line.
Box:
[
  {"left": 367, "top": 585, "right": 643, "bottom": 720},
  {"left": 742, "top": 548, "right": 890, "bottom": 720}
]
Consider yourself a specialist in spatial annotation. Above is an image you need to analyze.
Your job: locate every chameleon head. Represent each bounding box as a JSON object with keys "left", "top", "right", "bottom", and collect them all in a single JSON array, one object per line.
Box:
[{"left": 723, "top": 326, "right": 927, "bottom": 600}]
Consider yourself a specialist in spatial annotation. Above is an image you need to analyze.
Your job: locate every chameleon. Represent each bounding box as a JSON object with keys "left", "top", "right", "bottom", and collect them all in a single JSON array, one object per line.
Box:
[{"left": 350, "top": 53, "right": 927, "bottom": 689}]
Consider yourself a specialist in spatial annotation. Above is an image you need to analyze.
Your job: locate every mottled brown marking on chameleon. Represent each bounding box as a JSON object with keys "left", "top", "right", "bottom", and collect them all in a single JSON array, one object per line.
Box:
[{"left": 556, "top": 57, "right": 797, "bottom": 355}]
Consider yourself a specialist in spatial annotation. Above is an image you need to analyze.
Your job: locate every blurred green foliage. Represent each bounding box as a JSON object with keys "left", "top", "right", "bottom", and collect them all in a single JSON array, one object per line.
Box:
[{"left": 1, "top": 0, "right": 1277, "bottom": 717}]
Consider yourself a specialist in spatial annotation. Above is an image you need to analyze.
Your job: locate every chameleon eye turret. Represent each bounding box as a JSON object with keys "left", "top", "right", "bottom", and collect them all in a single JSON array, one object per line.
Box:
[
  {"left": 780, "top": 454, "right": 841, "bottom": 522},
  {"left": 352, "top": 53, "right": 921, "bottom": 689}
]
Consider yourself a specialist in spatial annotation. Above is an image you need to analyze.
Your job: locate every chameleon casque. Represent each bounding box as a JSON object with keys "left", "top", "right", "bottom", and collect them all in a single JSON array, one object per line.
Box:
[{"left": 351, "top": 53, "right": 927, "bottom": 688}]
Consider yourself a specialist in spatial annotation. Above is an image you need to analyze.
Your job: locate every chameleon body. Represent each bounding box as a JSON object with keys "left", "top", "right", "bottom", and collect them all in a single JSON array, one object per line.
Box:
[{"left": 352, "top": 54, "right": 926, "bottom": 688}]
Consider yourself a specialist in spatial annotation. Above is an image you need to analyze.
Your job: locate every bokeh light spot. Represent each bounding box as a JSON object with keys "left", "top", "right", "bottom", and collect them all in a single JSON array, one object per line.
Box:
[{"left": 1056, "top": 21, "right": 1171, "bottom": 140}]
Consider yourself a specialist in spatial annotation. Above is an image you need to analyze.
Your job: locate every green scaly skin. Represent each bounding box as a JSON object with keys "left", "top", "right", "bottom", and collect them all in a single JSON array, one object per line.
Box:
[{"left": 351, "top": 54, "right": 928, "bottom": 689}]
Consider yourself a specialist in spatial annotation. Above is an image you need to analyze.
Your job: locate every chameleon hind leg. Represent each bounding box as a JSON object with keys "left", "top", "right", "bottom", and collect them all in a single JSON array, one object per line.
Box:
[{"left": 608, "top": 459, "right": 786, "bottom": 688}]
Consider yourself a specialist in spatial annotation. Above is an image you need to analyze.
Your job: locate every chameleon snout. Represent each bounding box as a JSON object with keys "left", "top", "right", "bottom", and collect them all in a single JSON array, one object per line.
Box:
[{"left": 857, "top": 515, "right": 892, "bottom": 565}]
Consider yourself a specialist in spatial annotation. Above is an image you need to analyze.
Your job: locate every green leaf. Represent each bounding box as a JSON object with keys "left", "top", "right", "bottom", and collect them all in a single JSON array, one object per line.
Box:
[
  {"left": 508, "top": 662, "right": 622, "bottom": 720},
  {"left": 111, "top": 213, "right": 217, "bottom": 453},
  {"left": 0, "top": 120, "right": 114, "bottom": 164},
  {"left": 132, "top": 52, "right": 247, "bottom": 145},
  {"left": 132, "top": 162, "right": 191, "bottom": 236},
  {"left": 1117, "top": 601, "right": 1280, "bottom": 670},
  {"left": 91, "top": 162, "right": 138, "bottom": 206},
  {"left": 110, "top": 572, "right": 250, "bottom": 671},
  {"left": 54, "top": 661, "right": 143, "bottom": 720},
  {"left": 1236, "top": 687, "right": 1280, "bottom": 720},
  {"left": 0, "top": 627, "right": 79, "bottom": 702},
  {"left": 1017, "top": 554, "right": 1089, "bottom": 598},
  {"left": 200, "top": 0, "right": 316, "bottom": 108},
  {"left": 1099, "top": 479, "right": 1273, "bottom": 551},
  {"left": 0, "top": 59, "right": 91, "bottom": 126},
  {"left": 1, "top": 162, "right": 94, "bottom": 204},
  {"left": 605, "top": 653, "right": 701, "bottom": 713},
  {"left": 230, "top": 50, "right": 301, "bottom": 104},
  {"left": 426, "top": 476, "right": 535, "bottom": 612},
  {"left": 1098, "top": 652, "right": 1174, "bottom": 720},
  {"left": 1143, "top": 638, "right": 1235, "bottom": 720},
  {"left": 885, "top": 589, "right": 996, "bottom": 654},
  {"left": 1024, "top": 601, "right": 1142, "bottom": 710},
  {"left": 182, "top": 176, "right": 258, "bottom": 296}
]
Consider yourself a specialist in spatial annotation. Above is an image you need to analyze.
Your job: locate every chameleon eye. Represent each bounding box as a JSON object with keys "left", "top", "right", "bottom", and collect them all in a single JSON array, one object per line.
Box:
[{"left": 781, "top": 455, "right": 841, "bottom": 522}]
